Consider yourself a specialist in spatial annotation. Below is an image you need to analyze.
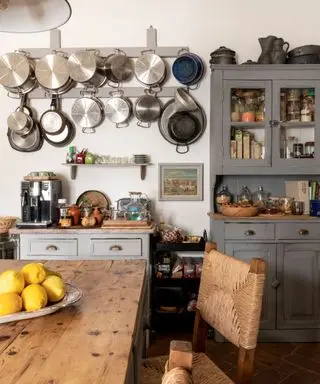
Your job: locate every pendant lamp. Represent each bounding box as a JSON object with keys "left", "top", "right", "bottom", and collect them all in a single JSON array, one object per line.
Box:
[{"left": 0, "top": 0, "right": 72, "bottom": 33}]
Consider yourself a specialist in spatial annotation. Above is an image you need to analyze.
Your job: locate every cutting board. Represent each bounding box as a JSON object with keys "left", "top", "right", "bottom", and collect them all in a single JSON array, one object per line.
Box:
[{"left": 101, "top": 220, "right": 153, "bottom": 228}]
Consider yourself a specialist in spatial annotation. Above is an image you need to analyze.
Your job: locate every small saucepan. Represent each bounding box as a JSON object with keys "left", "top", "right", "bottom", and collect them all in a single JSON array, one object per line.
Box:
[
  {"left": 7, "top": 94, "right": 34, "bottom": 136},
  {"left": 105, "top": 50, "right": 133, "bottom": 87},
  {"left": 134, "top": 51, "right": 166, "bottom": 91},
  {"left": 105, "top": 90, "right": 132, "bottom": 128},
  {"left": 134, "top": 89, "right": 162, "bottom": 128},
  {"left": 172, "top": 50, "right": 204, "bottom": 89},
  {"left": 40, "top": 95, "right": 66, "bottom": 136}
]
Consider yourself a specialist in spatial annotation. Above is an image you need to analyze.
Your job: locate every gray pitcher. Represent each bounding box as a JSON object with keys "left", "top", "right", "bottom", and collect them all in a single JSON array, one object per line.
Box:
[
  {"left": 270, "top": 38, "right": 290, "bottom": 64},
  {"left": 258, "top": 35, "right": 277, "bottom": 64}
]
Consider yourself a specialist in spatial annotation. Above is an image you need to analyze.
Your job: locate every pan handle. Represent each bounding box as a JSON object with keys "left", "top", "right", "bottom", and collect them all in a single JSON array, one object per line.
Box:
[
  {"left": 82, "top": 127, "right": 96, "bottom": 134},
  {"left": 137, "top": 120, "right": 151, "bottom": 128},
  {"left": 116, "top": 122, "right": 129, "bottom": 129},
  {"left": 187, "top": 83, "right": 200, "bottom": 91},
  {"left": 176, "top": 144, "right": 189, "bottom": 154}
]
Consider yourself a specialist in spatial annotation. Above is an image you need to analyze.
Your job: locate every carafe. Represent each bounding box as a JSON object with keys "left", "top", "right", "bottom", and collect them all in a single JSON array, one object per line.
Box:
[
  {"left": 258, "top": 35, "right": 277, "bottom": 64},
  {"left": 270, "top": 38, "right": 289, "bottom": 64},
  {"left": 125, "top": 192, "right": 147, "bottom": 221}
]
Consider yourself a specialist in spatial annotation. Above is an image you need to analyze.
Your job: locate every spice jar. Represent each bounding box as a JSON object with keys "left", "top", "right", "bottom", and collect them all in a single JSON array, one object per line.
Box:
[{"left": 216, "top": 185, "right": 232, "bottom": 208}]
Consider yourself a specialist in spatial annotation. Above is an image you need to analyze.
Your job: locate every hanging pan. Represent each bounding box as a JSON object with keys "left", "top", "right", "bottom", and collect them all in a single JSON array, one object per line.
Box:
[
  {"left": 7, "top": 123, "right": 43, "bottom": 153},
  {"left": 40, "top": 94, "right": 66, "bottom": 136},
  {"left": 158, "top": 99, "right": 205, "bottom": 154},
  {"left": 134, "top": 51, "right": 166, "bottom": 91},
  {"left": 105, "top": 90, "right": 132, "bottom": 128},
  {"left": 42, "top": 120, "right": 75, "bottom": 148},
  {"left": 134, "top": 89, "right": 162, "bottom": 128}
]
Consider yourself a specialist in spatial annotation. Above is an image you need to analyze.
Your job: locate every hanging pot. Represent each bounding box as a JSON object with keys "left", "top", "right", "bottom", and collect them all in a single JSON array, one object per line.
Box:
[
  {"left": 159, "top": 99, "right": 205, "bottom": 154},
  {"left": 68, "top": 50, "right": 107, "bottom": 88},
  {"left": 7, "top": 123, "right": 42, "bottom": 152},
  {"left": 174, "top": 88, "right": 198, "bottom": 112},
  {"left": 105, "top": 90, "right": 132, "bottom": 128},
  {"left": 7, "top": 94, "right": 34, "bottom": 136},
  {"left": 0, "top": 51, "right": 37, "bottom": 94},
  {"left": 105, "top": 50, "right": 133, "bottom": 87},
  {"left": 35, "top": 51, "right": 74, "bottom": 94},
  {"left": 42, "top": 120, "right": 75, "bottom": 148},
  {"left": 134, "top": 89, "right": 162, "bottom": 128},
  {"left": 40, "top": 94, "right": 66, "bottom": 136},
  {"left": 71, "top": 89, "right": 104, "bottom": 132},
  {"left": 172, "top": 50, "right": 204, "bottom": 89},
  {"left": 134, "top": 52, "right": 166, "bottom": 90},
  {"left": 168, "top": 112, "right": 201, "bottom": 143}
]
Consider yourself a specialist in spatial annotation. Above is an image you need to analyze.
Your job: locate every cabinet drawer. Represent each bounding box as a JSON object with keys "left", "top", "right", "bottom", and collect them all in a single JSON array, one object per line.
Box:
[
  {"left": 91, "top": 238, "right": 142, "bottom": 257},
  {"left": 225, "top": 223, "right": 275, "bottom": 240},
  {"left": 28, "top": 239, "right": 78, "bottom": 256},
  {"left": 277, "top": 223, "right": 320, "bottom": 240}
]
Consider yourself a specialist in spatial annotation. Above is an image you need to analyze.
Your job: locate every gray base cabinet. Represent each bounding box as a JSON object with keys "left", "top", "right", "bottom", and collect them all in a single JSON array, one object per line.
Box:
[{"left": 213, "top": 220, "right": 320, "bottom": 341}]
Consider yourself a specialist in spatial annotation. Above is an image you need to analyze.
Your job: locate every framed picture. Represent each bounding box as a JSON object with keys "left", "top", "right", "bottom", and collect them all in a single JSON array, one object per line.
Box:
[{"left": 159, "top": 163, "right": 203, "bottom": 201}]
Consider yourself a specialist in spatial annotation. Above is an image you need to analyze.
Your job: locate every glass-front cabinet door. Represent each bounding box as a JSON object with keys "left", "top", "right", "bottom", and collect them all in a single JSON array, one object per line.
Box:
[
  {"left": 272, "top": 80, "right": 320, "bottom": 169},
  {"left": 222, "top": 80, "right": 272, "bottom": 169}
]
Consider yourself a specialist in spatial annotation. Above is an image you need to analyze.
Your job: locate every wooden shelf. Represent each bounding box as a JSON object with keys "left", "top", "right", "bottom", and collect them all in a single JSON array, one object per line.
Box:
[
  {"left": 62, "top": 163, "right": 153, "bottom": 180},
  {"left": 208, "top": 212, "right": 320, "bottom": 221}
]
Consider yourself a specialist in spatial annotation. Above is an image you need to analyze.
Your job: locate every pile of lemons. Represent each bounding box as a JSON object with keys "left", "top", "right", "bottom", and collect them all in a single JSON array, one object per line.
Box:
[{"left": 0, "top": 263, "right": 65, "bottom": 316}]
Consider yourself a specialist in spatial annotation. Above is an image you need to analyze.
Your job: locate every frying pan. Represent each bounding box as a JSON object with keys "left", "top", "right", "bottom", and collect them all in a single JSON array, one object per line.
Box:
[
  {"left": 40, "top": 95, "right": 66, "bottom": 135},
  {"left": 168, "top": 112, "right": 200, "bottom": 143},
  {"left": 159, "top": 99, "right": 205, "bottom": 154},
  {"left": 42, "top": 120, "right": 75, "bottom": 148},
  {"left": 7, "top": 123, "right": 43, "bottom": 152}
]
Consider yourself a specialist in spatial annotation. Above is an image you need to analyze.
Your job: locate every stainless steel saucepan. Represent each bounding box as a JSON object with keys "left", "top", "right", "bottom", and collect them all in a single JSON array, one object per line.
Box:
[
  {"left": 134, "top": 51, "right": 166, "bottom": 90},
  {"left": 134, "top": 89, "right": 161, "bottom": 128},
  {"left": 7, "top": 94, "right": 34, "bottom": 136},
  {"left": 105, "top": 90, "right": 132, "bottom": 128},
  {"left": 105, "top": 50, "right": 133, "bottom": 87},
  {"left": 68, "top": 50, "right": 107, "bottom": 88},
  {"left": 40, "top": 94, "right": 66, "bottom": 136},
  {"left": 0, "top": 51, "right": 37, "bottom": 94},
  {"left": 35, "top": 51, "right": 74, "bottom": 94}
]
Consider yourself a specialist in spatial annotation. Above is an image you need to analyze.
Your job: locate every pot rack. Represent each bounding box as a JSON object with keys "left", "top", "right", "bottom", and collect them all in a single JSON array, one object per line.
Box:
[{"left": 23, "top": 25, "right": 189, "bottom": 99}]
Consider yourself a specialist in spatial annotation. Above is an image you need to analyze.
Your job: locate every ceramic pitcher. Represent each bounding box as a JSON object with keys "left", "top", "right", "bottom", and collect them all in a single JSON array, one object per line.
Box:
[
  {"left": 270, "top": 38, "right": 290, "bottom": 64},
  {"left": 258, "top": 35, "right": 277, "bottom": 64}
]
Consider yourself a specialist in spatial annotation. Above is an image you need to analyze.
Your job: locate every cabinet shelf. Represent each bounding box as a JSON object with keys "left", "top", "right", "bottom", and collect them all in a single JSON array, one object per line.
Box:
[
  {"left": 230, "top": 122, "right": 265, "bottom": 128},
  {"left": 62, "top": 163, "right": 152, "bottom": 180},
  {"left": 281, "top": 121, "right": 315, "bottom": 128}
]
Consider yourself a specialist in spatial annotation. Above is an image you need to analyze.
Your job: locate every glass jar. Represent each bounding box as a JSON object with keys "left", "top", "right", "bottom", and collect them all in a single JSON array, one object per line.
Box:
[
  {"left": 286, "top": 136, "right": 296, "bottom": 159},
  {"left": 253, "top": 186, "right": 270, "bottom": 212},
  {"left": 231, "top": 95, "right": 242, "bottom": 122},
  {"left": 255, "top": 93, "right": 265, "bottom": 122},
  {"left": 305, "top": 141, "right": 315, "bottom": 158},
  {"left": 125, "top": 192, "right": 146, "bottom": 221},
  {"left": 239, "top": 186, "right": 252, "bottom": 205},
  {"left": 280, "top": 91, "right": 287, "bottom": 121},
  {"left": 301, "top": 92, "right": 312, "bottom": 122},
  {"left": 293, "top": 142, "right": 303, "bottom": 158},
  {"left": 280, "top": 197, "right": 294, "bottom": 214},
  {"left": 287, "top": 99, "right": 301, "bottom": 122},
  {"left": 56, "top": 198, "right": 67, "bottom": 225},
  {"left": 242, "top": 91, "right": 256, "bottom": 122},
  {"left": 216, "top": 185, "right": 232, "bottom": 208}
]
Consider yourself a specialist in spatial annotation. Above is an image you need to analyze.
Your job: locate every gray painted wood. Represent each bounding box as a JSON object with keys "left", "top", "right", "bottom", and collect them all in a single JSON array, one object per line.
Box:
[
  {"left": 224, "top": 223, "right": 275, "bottom": 240},
  {"left": 277, "top": 243, "right": 320, "bottom": 330},
  {"left": 210, "top": 71, "right": 223, "bottom": 175},
  {"left": 225, "top": 242, "right": 276, "bottom": 330}
]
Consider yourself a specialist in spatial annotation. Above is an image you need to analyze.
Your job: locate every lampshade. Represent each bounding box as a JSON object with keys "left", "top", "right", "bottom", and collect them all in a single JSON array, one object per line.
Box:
[{"left": 0, "top": 0, "right": 72, "bottom": 33}]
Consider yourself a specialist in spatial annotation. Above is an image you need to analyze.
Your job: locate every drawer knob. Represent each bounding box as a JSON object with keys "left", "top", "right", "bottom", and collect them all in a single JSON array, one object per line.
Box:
[
  {"left": 46, "top": 245, "right": 58, "bottom": 251},
  {"left": 245, "top": 230, "right": 255, "bottom": 236},
  {"left": 298, "top": 229, "right": 309, "bottom": 236},
  {"left": 109, "top": 245, "right": 123, "bottom": 251}
]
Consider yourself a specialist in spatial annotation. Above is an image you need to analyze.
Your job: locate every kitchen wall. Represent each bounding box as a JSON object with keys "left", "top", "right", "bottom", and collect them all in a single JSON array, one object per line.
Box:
[{"left": 1, "top": 0, "right": 320, "bottom": 233}]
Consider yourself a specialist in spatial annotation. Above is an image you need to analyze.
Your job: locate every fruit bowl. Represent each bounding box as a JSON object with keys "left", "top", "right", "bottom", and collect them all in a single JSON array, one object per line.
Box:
[
  {"left": 0, "top": 283, "right": 82, "bottom": 324},
  {"left": 220, "top": 205, "right": 258, "bottom": 217}
]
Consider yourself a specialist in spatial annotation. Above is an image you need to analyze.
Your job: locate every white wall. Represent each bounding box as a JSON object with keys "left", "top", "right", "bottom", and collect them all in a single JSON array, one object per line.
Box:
[{"left": 1, "top": 0, "right": 320, "bottom": 233}]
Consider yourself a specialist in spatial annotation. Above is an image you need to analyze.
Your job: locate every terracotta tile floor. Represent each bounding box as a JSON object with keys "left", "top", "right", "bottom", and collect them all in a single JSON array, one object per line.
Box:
[{"left": 148, "top": 332, "right": 320, "bottom": 383}]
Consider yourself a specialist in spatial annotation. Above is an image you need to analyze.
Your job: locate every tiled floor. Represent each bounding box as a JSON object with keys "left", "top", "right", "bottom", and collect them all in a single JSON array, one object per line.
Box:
[{"left": 148, "top": 332, "right": 320, "bottom": 383}]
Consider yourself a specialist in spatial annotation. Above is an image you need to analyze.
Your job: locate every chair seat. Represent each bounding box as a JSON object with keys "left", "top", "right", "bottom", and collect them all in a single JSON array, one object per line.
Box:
[{"left": 141, "top": 352, "right": 234, "bottom": 384}]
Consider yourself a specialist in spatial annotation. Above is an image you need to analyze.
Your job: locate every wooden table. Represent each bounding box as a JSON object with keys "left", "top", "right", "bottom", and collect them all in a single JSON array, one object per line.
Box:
[{"left": 0, "top": 260, "right": 147, "bottom": 384}]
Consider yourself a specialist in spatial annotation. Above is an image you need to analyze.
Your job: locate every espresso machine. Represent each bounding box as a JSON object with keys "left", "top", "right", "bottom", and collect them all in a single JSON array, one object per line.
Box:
[{"left": 18, "top": 180, "right": 62, "bottom": 228}]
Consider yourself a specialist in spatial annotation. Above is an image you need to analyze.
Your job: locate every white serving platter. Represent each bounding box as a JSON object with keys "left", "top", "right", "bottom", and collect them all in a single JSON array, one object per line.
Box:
[{"left": 0, "top": 283, "right": 82, "bottom": 324}]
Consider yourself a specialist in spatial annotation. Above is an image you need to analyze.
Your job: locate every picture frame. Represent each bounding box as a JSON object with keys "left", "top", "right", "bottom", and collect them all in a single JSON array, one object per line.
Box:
[{"left": 159, "top": 163, "right": 203, "bottom": 201}]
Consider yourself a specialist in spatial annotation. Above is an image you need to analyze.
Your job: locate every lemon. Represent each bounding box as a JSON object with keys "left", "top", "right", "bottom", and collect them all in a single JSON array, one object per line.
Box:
[
  {"left": 0, "top": 270, "right": 25, "bottom": 294},
  {"left": 21, "top": 284, "right": 48, "bottom": 312},
  {"left": 0, "top": 292, "right": 22, "bottom": 316},
  {"left": 42, "top": 275, "right": 65, "bottom": 302},
  {"left": 21, "top": 263, "right": 46, "bottom": 285},
  {"left": 44, "top": 267, "right": 62, "bottom": 279}
]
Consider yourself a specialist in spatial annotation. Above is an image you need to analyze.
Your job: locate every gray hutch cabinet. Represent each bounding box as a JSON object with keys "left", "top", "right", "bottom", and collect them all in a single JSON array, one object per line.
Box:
[{"left": 210, "top": 64, "right": 320, "bottom": 342}]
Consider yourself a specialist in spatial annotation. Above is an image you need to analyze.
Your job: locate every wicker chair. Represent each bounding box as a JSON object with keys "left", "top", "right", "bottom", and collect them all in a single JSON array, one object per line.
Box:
[{"left": 141, "top": 243, "right": 266, "bottom": 384}]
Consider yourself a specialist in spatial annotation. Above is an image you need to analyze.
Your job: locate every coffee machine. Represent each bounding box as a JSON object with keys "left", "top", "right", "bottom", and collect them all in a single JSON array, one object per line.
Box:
[{"left": 18, "top": 180, "right": 62, "bottom": 228}]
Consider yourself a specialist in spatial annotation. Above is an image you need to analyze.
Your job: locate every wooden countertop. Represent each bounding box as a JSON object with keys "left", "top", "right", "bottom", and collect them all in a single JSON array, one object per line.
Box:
[
  {"left": 209, "top": 212, "right": 320, "bottom": 222},
  {"left": 10, "top": 225, "right": 155, "bottom": 235},
  {"left": 0, "top": 260, "right": 146, "bottom": 384}
]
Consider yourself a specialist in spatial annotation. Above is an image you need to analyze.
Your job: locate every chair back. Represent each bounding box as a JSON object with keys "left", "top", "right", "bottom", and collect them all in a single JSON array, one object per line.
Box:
[{"left": 197, "top": 250, "right": 265, "bottom": 349}]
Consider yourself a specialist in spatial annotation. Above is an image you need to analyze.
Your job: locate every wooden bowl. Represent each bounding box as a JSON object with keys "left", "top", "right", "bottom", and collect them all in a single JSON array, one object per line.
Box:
[{"left": 220, "top": 205, "right": 258, "bottom": 217}]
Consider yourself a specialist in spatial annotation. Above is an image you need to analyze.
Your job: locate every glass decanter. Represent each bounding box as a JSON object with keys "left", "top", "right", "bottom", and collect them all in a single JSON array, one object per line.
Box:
[{"left": 124, "top": 192, "right": 147, "bottom": 221}]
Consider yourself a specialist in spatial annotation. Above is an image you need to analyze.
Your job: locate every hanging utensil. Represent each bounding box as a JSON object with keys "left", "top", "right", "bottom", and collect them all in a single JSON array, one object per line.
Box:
[
  {"left": 168, "top": 111, "right": 201, "bottom": 143},
  {"left": 105, "top": 50, "right": 133, "bottom": 87},
  {"left": 71, "top": 89, "right": 104, "bottom": 133},
  {"left": 7, "top": 94, "right": 34, "bottom": 136},
  {"left": 158, "top": 99, "right": 205, "bottom": 154},
  {"left": 35, "top": 51, "right": 74, "bottom": 94},
  {"left": 42, "top": 120, "right": 75, "bottom": 148},
  {"left": 0, "top": 51, "right": 37, "bottom": 94},
  {"left": 172, "top": 50, "right": 204, "bottom": 89},
  {"left": 134, "top": 51, "right": 166, "bottom": 90},
  {"left": 134, "top": 89, "right": 162, "bottom": 128},
  {"left": 40, "top": 94, "right": 66, "bottom": 136},
  {"left": 105, "top": 90, "right": 132, "bottom": 128},
  {"left": 7, "top": 123, "right": 42, "bottom": 152},
  {"left": 68, "top": 50, "right": 107, "bottom": 88},
  {"left": 174, "top": 88, "right": 198, "bottom": 112}
]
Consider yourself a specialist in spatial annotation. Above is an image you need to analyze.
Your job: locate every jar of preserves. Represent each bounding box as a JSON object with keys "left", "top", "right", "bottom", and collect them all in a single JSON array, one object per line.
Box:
[
  {"left": 255, "top": 93, "right": 265, "bottom": 122},
  {"left": 216, "top": 185, "right": 232, "bottom": 207},
  {"left": 242, "top": 91, "right": 256, "bottom": 122},
  {"left": 287, "top": 99, "right": 300, "bottom": 121},
  {"left": 231, "top": 95, "right": 243, "bottom": 122}
]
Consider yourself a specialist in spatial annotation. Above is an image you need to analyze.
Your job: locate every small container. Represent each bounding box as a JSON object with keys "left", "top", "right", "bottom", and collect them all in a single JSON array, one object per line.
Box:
[
  {"left": 239, "top": 186, "right": 252, "bottom": 205},
  {"left": 305, "top": 141, "right": 315, "bottom": 157},
  {"left": 231, "top": 95, "right": 242, "bottom": 122},
  {"left": 292, "top": 201, "right": 304, "bottom": 215},
  {"left": 68, "top": 205, "right": 81, "bottom": 226},
  {"left": 280, "top": 91, "right": 287, "bottom": 121},
  {"left": 293, "top": 143, "right": 303, "bottom": 158},
  {"left": 310, "top": 200, "right": 320, "bottom": 217},
  {"left": 216, "top": 185, "right": 232, "bottom": 206},
  {"left": 253, "top": 186, "right": 270, "bottom": 212},
  {"left": 280, "top": 197, "right": 294, "bottom": 214},
  {"left": 56, "top": 198, "right": 68, "bottom": 225}
]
